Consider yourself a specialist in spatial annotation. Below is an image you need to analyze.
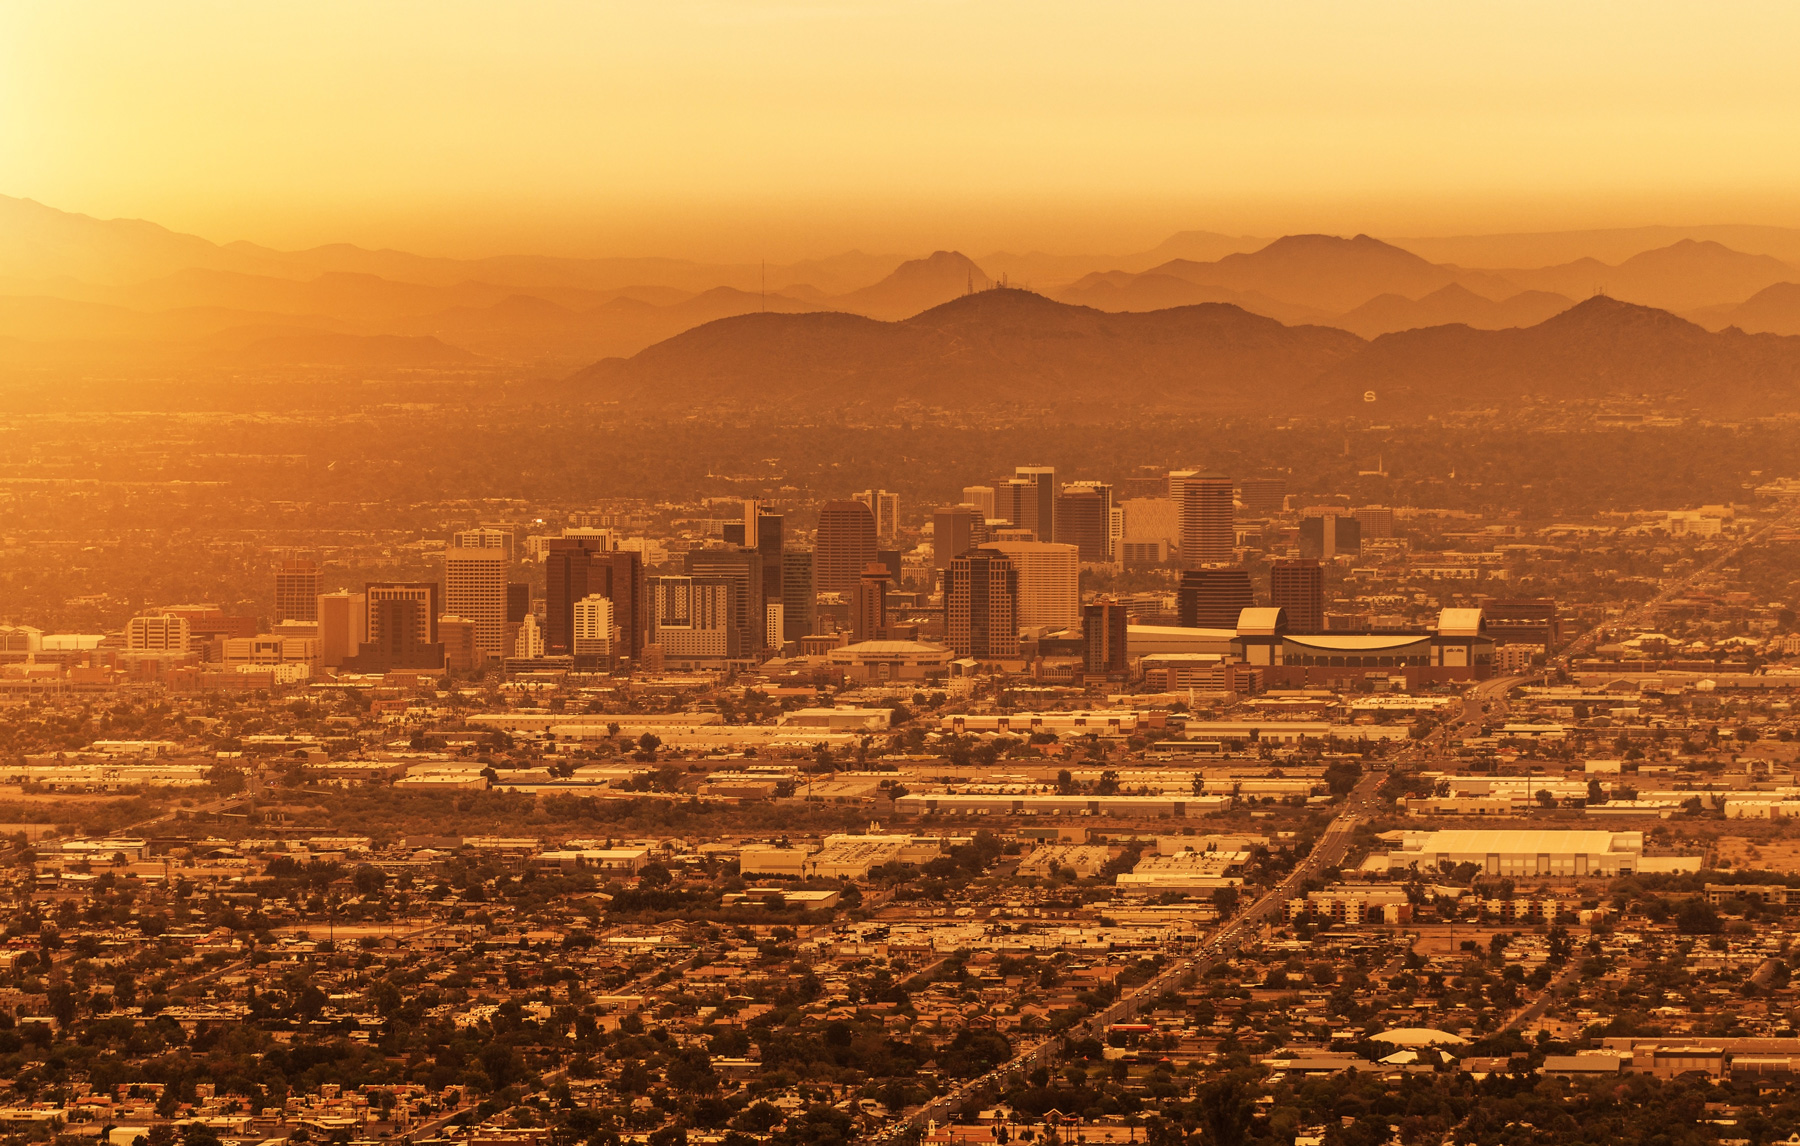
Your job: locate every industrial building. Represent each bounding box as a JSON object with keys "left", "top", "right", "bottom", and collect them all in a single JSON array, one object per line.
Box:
[
  {"left": 894, "top": 793, "right": 1232, "bottom": 817},
  {"left": 1378, "top": 829, "right": 1645, "bottom": 876}
]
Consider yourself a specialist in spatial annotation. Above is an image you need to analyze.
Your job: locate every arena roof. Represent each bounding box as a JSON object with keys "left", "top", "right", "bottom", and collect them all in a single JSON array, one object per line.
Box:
[
  {"left": 1437, "top": 608, "right": 1486, "bottom": 637},
  {"left": 1284, "top": 633, "right": 1430, "bottom": 651}
]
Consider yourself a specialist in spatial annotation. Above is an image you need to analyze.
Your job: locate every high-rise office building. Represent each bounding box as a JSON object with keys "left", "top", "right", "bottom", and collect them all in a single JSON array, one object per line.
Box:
[
  {"left": 961, "top": 485, "right": 997, "bottom": 520},
  {"left": 544, "top": 536, "right": 605, "bottom": 655},
  {"left": 439, "top": 616, "right": 479, "bottom": 672},
  {"left": 126, "top": 614, "right": 190, "bottom": 652},
  {"left": 1299, "top": 514, "right": 1362, "bottom": 559},
  {"left": 1167, "top": 469, "right": 1198, "bottom": 502},
  {"left": 543, "top": 538, "right": 644, "bottom": 660},
  {"left": 1482, "top": 598, "right": 1560, "bottom": 652},
  {"left": 1056, "top": 486, "right": 1109, "bottom": 564},
  {"left": 316, "top": 591, "right": 366, "bottom": 667},
  {"left": 650, "top": 575, "right": 735, "bottom": 660},
  {"left": 1083, "top": 598, "right": 1129, "bottom": 673},
  {"left": 1120, "top": 496, "right": 1180, "bottom": 562},
  {"left": 573, "top": 594, "right": 615, "bottom": 656},
  {"left": 593, "top": 550, "right": 645, "bottom": 663},
  {"left": 1355, "top": 505, "right": 1396, "bottom": 539},
  {"left": 365, "top": 583, "right": 438, "bottom": 645},
  {"left": 1177, "top": 471, "right": 1234, "bottom": 565},
  {"left": 721, "top": 501, "right": 763, "bottom": 548},
  {"left": 995, "top": 477, "right": 1030, "bottom": 533},
  {"left": 445, "top": 547, "right": 509, "bottom": 659},
  {"left": 983, "top": 541, "right": 1080, "bottom": 629},
  {"left": 505, "top": 582, "right": 530, "bottom": 659},
  {"left": 274, "top": 558, "right": 321, "bottom": 624},
  {"left": 815, "top": 499, "right": 878, "bottom": 597},
  {"left": 756, "top": 510, "right": 784, "bottom": 609},
  {"left": 1065, "top": 480, "right": 1115, "bottom": 561},
  {"left": 946, "top": 550, "right": 1019, "bottom": 659},
  {"left": 1178, "top": 568, "right": 1255, "bottom": 629},
  {"left": 933, "top": 505, "right": 984, "bottom": 569},
  {"left": 764, "top": 602, "right": 785, "bottom": 648},
  {"left": 348, "top": 583, "right": 444, "bottom": 671},
  {"left": 1238, "top": 478, "right": 1288, "bottom": 518},
  {"left": 1270, "top": 559, "right": 1324, "bottom": 633},
  {"left": 855, "top": 490, "right": 900, "bottom": 539},
  {"left": 1013, "top": 466, "right": 1057, "bottom": 542},
  {"left": 685, "top": 547, "right": 766, "bottom": 651},
  {"left": 782, "top": 549, "right": 815, "bottom": 642},
  {"left": 852, "top": 562, "right": 890, "bottom": 642}
]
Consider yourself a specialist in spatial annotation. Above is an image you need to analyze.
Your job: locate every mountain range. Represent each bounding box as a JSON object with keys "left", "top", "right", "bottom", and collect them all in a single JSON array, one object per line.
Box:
[
  {"left": 560, "top": 290, "right": 1800, "bottom": 420},
  {"left": 10, "top": 194, "right": 1800, "bottom": 376}
]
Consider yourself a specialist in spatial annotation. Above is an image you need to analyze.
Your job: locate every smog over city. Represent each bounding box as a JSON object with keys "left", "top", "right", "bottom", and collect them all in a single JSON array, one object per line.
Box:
[{"left": 13, "top": 4, "right": 1800, "bottom": 1145}]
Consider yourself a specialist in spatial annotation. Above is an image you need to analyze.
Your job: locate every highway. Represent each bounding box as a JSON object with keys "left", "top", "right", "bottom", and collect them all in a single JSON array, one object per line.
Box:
[
  {"left": 892, "top": 768, "right": 1387, "bottom": 1138},
  {"left": 1559, "top": 503, "right": 1800, "bottom": 665}
]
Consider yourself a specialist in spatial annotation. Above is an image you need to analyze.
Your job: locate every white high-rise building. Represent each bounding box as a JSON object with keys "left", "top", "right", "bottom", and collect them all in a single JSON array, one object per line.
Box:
[
  {"left": 573, "top": 594, "right": 615, "bottom": 656},
  {"left": 126, "top": 614, "right": 190, "bottom": 653},
  {"left": 445, "top": 548, "right": 509, "bottom": 658},
  {"left": 962, "top": 485, "right": 996, "bottom": 519},
  {"left": 513, "top": 613, "right": 545, "bottom": 658},
  {"left": 983, "top": 542, "right": 1080, "bottom": 630},
  {"left": 765, "top": 602, "right": 785, "bottom": 648}
]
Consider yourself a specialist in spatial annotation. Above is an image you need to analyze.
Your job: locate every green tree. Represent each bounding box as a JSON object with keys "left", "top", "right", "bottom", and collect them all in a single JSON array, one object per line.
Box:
[{"left": 1194, "top": 1077, "right": 1253, "bottom": 1146}]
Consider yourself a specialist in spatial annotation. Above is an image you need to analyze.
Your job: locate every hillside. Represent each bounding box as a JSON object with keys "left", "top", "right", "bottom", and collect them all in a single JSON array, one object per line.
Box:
[
  {"left": 563, "top": 291, "right": 1800, "bottom": 420},
  {"left": 831, "top": 251, "right": 994, "bottom": 320},
  {"left": 1334, "top": 284, "right": 1574, "bottom": 338},
  {"left": 1691, "top": 282, "right": 1800, "bottom": 336},
  {"left": 561, "top": 288, "right": 1366, "bottom": 415},
  {"left": 1492, "top": 240, "right": 1793, "bottom": 312},
  {"left": 1146, "top": 234, "right": 1467, "bottom": 312},
  {"left": 1313, "top": 296, "right": 1800, "bottom": 414}
]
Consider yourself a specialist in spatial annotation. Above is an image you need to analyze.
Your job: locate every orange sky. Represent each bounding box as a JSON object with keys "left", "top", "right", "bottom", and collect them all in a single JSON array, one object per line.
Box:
[{"left": 4, "top": 1, "right": 1800, "bottom": 260}]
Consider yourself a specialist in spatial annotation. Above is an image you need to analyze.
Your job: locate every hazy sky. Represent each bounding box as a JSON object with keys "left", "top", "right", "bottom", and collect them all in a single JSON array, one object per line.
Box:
[{"left": 4, "top": 1, "right": 1800, "bottom": 259}]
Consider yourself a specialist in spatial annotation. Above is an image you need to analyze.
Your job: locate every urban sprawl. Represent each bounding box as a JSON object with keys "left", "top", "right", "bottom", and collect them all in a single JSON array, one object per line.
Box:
[{"left": 10, "top": 466, "right": 1800, "bottom": 1146}]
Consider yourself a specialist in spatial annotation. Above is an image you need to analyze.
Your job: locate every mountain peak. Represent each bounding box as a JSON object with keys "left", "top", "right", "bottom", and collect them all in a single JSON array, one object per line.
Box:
[
  {"left": 1540, "top": 292, "right": 1703, "bottom": 334},
  {"left": 830, "top": 250, "right": 995, "bottom": 319}
]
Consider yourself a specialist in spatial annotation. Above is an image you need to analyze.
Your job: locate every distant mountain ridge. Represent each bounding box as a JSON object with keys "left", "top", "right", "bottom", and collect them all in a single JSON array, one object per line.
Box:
[
  {"left": 7, "top": 193, "right": 1800, "bottom": 372},
  {"left": 563, "top": 288, "right": 1364, "bottom": 415},
  {"left": 1316, "top": 295, "right": 1800, "bottom": 414},
  {"left": 562, "top": 290, "right": 1800, "bottom": 420}
]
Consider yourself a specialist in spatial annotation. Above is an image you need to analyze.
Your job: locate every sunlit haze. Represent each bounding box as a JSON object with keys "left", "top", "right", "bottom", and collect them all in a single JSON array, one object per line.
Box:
[{"left": 6, "top": 1, "right": 1800, "bottom": 257}]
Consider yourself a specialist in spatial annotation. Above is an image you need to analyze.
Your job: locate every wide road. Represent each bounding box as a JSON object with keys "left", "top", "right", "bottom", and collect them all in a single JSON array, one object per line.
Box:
[
  {"left": 893, "top": 768, "right": 1387, "bottom": 1138},
  {"left": 1559, "top": 505, "right": 1800, "bottom": 664}
]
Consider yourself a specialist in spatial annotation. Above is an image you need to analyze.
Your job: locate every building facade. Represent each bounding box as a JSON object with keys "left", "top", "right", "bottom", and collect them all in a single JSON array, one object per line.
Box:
[
  {"left": 1175, "top": 471, "right": 1233, "bottom": 565},
  {"left": 984, "top": 541, "right": 1080, "bottom": 630},
  {"left": 946, "top": 550, "right": 1020, "bottom": 659},
  {"left": 274, "top": 558, "right": 321, "bottom": 624},
  {"left": 1178, "top": 568, "right": 1254, "bottom": 629},
  {"left": 815, "top": 500, "right": 879, "bottom": 598},
  {"left": 445, "top": 546, "right": 509, "bottom": 659},
  {"left": 1270, "top": 558, "right": 1325, "bottom": 633}
]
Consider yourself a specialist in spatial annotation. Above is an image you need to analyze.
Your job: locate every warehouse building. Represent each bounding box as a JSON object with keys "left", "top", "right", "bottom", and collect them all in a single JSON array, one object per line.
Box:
[
  {"left": 1378, "top": 829, "right": 1644, "bottom": 876},
  {"left": 894, "top": 792, "right": 1232, "bottom": 817}
]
